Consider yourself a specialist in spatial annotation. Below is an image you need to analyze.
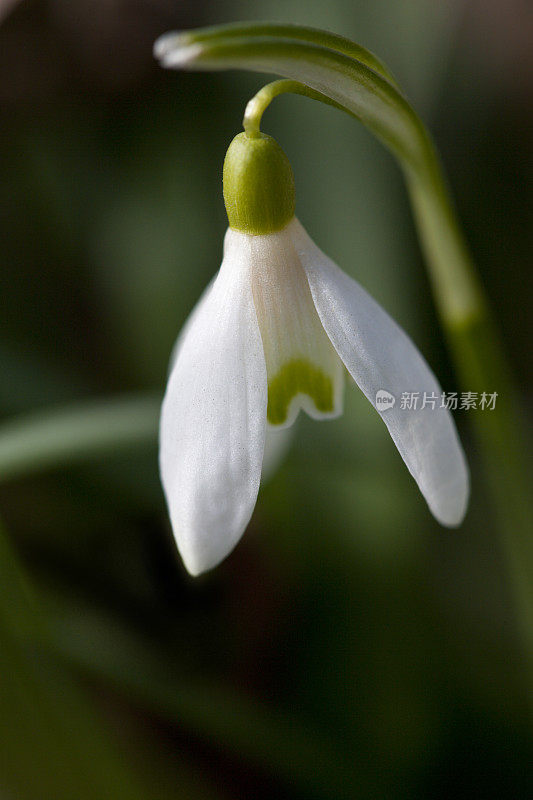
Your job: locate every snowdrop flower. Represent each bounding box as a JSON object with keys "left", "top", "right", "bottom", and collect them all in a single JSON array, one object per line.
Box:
[{"left": 160, "top": 132, "right": 469, "bottom": 575}]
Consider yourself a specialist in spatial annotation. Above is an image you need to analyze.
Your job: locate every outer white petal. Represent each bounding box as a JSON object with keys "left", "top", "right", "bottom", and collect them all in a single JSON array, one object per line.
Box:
[
  {"left": 159, "top": 234, "right": 267, "bottom": 575},
  {"left": 291, "top": 219, "right": 469, "bottom": 527},
  {"left": 166, "top": 231, "right": 249, "bottom": 375},
  {"left": 167, "top": 275, "right": 292, "bottom": 485},
  {"left": 167, "top": 276, "right": 216, "bottom": 376}
]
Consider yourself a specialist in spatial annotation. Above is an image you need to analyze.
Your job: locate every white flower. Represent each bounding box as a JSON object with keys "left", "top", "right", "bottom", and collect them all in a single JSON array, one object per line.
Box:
[{"left": 160, "top": 133, "right": 469, "bottom": 575}]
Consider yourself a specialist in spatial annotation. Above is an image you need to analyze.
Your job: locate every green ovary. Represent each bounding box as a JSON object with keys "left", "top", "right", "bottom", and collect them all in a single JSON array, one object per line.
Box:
[{"left": 267, "top": 358, "right": 334, "bottom": 425}]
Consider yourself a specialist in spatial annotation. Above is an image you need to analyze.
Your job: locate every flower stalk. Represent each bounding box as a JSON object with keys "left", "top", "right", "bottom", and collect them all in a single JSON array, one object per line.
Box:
[{"left": 243, "top": 79, "right": 344, "bottom": 139}]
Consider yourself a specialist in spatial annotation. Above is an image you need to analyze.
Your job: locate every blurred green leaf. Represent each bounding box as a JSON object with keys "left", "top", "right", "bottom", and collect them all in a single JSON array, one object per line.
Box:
[
  {"left": 0, "top": 522, "right": 148, "bottom": 800},
  {"left": 0, "top": 394, "right": 159, "bottom": 482},
  {"left": 45, "top": 593, "right": 368, "bottom": 800}
]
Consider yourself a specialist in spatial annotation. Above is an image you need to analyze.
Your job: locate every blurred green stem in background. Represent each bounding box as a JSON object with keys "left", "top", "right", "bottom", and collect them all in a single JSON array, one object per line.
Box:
[
  {"left": 0, "top": 514, "right": 363, "bottom": 799},
  {"left": 0, "top": 517, "right": 235, "bottom": 799},
  {"left": 0, "top": 393, "right": 159, "bottom": 481},
  {"left": 46, "top": 593, "right": 364, "bottom": 800},
  {"left": 0, "top": 520, "right": 148, "bottom": 799}
]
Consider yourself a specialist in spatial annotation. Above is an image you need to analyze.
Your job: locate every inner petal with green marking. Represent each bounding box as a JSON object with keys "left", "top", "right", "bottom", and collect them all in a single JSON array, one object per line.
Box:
[
  {"left": 267, "top": 358, "right": 335, "bottom": 426},
  {"left": 245, "top": 220, "right": 344, "bottom": 428}
]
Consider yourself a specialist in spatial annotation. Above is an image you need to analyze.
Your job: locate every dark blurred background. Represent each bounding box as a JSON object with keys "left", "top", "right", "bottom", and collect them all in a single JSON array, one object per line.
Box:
[{"left": 1, "top": 1, "right": 532, "bottom": 798}]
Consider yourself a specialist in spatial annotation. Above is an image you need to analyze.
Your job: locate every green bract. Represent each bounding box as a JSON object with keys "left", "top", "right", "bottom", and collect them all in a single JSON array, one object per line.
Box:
[{"left": 223, "top": 132, "right": 295, "bottom": 234}]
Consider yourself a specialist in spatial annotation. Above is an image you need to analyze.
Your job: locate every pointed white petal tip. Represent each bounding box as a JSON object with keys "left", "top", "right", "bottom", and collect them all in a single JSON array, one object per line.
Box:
[
  {"left": 428, "top": 457, "right": 470, "bottom": 529},
  {"left": 178, "top": 532, "right": 242, "bottom": 577},
  {"left": 153, "top": 33, "right": 203, "bottom": 68}
]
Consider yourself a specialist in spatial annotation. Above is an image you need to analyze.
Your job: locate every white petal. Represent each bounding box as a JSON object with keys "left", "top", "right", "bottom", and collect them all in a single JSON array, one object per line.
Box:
[
  {"left": 292, "top": 219, "right": 469, "bottom": 526},
  {"left": 167, "top": 274, "right": 292, "bottom": 485},
  {"left": 159, "top": 236, "right": 267, "bottom": 575},
  {"left": 233, "top": 224, "right": 344, "bottom": 429},
  {"left": 167, "top": 276, "right": 216, "bottom": 376},
  {"left": 166, "top": 232, "right": 248, "bottom": 375}
]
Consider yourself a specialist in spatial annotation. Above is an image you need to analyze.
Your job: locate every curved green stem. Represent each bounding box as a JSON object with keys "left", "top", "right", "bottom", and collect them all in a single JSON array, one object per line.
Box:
[
  {"left": 243, "top": 79, "right": 345, "bottom": 138},
  {"left": 154, "top": 24, "right": 533, "bottom": 699}
]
